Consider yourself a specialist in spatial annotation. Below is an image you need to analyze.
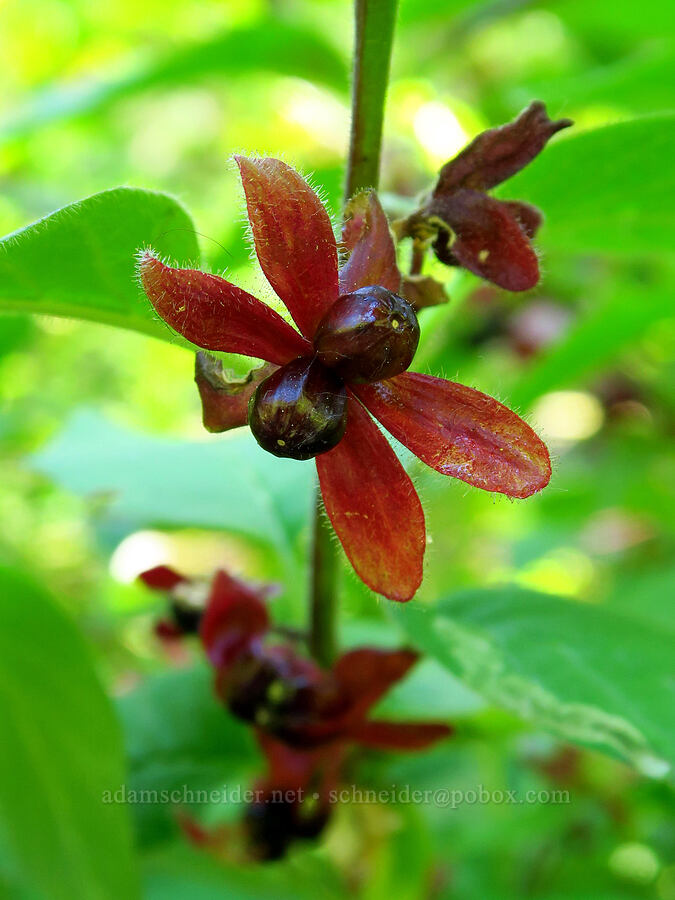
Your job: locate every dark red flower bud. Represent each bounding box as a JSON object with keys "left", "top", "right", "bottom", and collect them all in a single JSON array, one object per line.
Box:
[
  {"left": 313, "top": 286, "right": 420, "bottom": 383},
  {"left": 248, "top": 357, "right": 348, "bottom": 460},
  {"left": 139, "top": 565, "right": 208, "bottom": 638}
]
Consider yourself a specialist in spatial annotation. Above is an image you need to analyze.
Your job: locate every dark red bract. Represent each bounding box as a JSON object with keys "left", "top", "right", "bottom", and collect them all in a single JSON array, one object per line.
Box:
[
  {"left": 195, "top": 567, "right": 452, "bottom": 752},
  {"left": 397, "top": 102, "right": 572, "bottom": 291},
  {"left": 138, "top": 154, "right": 551, "bottom": 601},
  {"left": 201, "top": 569, "right": 451, "bottom": 857},
  {"left": 139, "top": 564, "right": 207, "bottom": 640},
  {"left": 243, "top": 732, "right": 336, "bottom": 860},
  {"left": 151, "top": 566, "right": 454, "bottom": 861}
]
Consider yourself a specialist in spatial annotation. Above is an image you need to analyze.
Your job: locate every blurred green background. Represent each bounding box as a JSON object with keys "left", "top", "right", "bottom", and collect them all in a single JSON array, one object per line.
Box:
[{"left": 0, "top": 0, "right": 673, "bottom": 898}]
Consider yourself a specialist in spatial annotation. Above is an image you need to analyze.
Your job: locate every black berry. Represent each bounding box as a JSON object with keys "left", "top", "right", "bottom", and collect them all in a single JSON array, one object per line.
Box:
[
  {"left": 313, "top": 286, "right": 420, "bottom": 383},
  {"left": 248, "top": 357, "right": 348, "bottom": 460}
]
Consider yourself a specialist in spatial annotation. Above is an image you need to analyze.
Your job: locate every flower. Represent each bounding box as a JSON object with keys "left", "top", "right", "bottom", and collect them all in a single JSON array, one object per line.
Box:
[
  {"left": 144, "top": 566, "right": 452, "bottom": 859},
  {"left": 396, "top": 101, "right": 572, "bottom": 291},
  {"left": 138, "top": 155, "right": 551, "bottom": 601},
  {"left": 199, "top": 567, "right": 452, "bottom": 752}
]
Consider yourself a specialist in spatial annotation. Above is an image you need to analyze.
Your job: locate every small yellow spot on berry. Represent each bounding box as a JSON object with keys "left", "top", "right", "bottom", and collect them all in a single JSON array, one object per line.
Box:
[
  {"left": 391, "top": 318, "right": 400, "bottom": 330},
  {"left": 478, "top": 249, "right": 490, "bottom": 263},
  {"left": 277, "top": 438, "right": 286, "bottom": 447},
  {"left": 267, "top": 680, "right": 287, "bottom": 704}
]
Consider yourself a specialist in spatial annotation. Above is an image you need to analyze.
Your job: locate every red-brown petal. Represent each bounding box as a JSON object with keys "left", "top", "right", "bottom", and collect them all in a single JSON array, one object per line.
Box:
[
  {"left": 355, "top": 373, "right": 551, "bottom": 499},
  {"left": 236, "top": 156, "right": 339, "bottom": 338},
  {"left": 430, "top": 189, "right": 540, "bottom": 291},
  {"left": 138, "top": 565, "right": 188, "bottom": 591},
  {"left": 199, "top": 570, "right": 270, "bottom": 668},
  {"left": 349, "top": 719, "right": 453, "bottom": 750},
  {"left": 401, "top": 274, "right": 449, "bottom": 311},
  {"left": 436, "top": 101, "right": 572, "bottom": 193},
  {"left": 332, "top": 648, "right": 419, "bottom": 719},
  {"left": 195, "top": 352, "right": 276, "bottom": 433},
  {"left": 255, "top": 731, "right": 347, "bottom": 808},
  {"left": 339, "top": 191, "right": 401, "bottom": 294},
  {"left": 138, "top": 251, "right": 310, "bottom": 365},
  {"left": 256, "top": 730, "right": 322, "bottom": 788},
  {"left": 502, "top": 200, "right": 543, "bottom": 239},
  {"left": 316, "top": 395, "right": 426, "bottom": 602}
]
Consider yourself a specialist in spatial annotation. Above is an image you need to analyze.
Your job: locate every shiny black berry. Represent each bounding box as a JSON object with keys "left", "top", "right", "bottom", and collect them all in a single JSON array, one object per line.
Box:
[
  {"left": 245, "top": 793, "right": 330, "bottom": 861},
  {"left": 248, "top": 356, "right": 347, "bottom": 460},
  {"left": 313, "top": 285, "right": 420, "bottom": 383}
]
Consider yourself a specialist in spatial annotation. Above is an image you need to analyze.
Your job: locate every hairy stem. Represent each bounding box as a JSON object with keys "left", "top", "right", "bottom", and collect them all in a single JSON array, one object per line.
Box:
[
  {"left": 308, "top": 494, "right": 339, "bottom": 666},
  {"left": 308, "top": 0, "right": 398, "bottom": 665},
  {"left": 345, "top": 0, "right": 399, "bottom": 199}
]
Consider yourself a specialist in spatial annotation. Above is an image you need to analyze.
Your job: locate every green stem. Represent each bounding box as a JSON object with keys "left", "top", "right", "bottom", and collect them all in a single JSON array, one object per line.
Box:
[
  {"left": 309, "top": 0, "right": 399, "bottom": 666},
  {"left": 308, "top": 494, "right": 339, "bottom": 666},
  {"left": 345, "top": 0, "right": 399, "bottom": 199}
]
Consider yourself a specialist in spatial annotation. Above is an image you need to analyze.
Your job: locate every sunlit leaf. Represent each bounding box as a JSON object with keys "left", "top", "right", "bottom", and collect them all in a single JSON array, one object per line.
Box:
[
  {"left": 551, "top": 0, "right": 673, "bottom": 44},
  {"left": 504, "top": 114, "right": 675, "bottom": 257},
  {"left": 508, "top": 45, "right": 675, "bottom": 116},
  {"left": 0, "top": 188, "right": 199, "bottom": 341},
  {"left": 29, "top": 411, "right": 313, "bottom": 570},
  {"left": 0, "top": 21, "right": 348, "bottom": 142},
  {"left": 360, "top": 805, "right": 432, "bottom": 900},
  {"left": 391, "top": 586, "right": 675, "bottom": 773}
]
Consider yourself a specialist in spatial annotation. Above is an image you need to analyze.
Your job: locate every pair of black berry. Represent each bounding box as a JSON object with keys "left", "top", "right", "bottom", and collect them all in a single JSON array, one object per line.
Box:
[{"left": 249, "top": 286, "right": 419, "bottom": 460}]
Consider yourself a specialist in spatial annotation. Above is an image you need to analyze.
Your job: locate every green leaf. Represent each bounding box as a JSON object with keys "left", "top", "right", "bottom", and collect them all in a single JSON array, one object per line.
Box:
[
  {"left": 117, "top": 665, "right": 255, "bottom": 846},
  {"left": 376, "top": 658, "right": 485, "bottom": 720},
  {"left": 30, "top": 411, "right": 313, "bottom": 572},
  {"left": 607, "top": 563, "right": 675, "bottom": 633},
  {"left": 143, "top": 843, "right": 345, "bottom": 900},
  {"left": 391, "top": 586, "right": 675, "bottom": 774},
  {"left": 553, "top": 0, "right": 672, "bottom": 44},
  {"left": 509, "top": 45, "right": 675, "bottom": 116},
  {"left": 505, "top": 115, "right": 675, "bottom": 257},
  {"left": 0, "top": 188, "right": 199, "bottom": 341},
  {"left": 0, "top": 565, "right": 140, "bottom": 900},
  {"left": 360, "top": 805, "right": 433, "bottom": 900},
  {"left": 0, "top": 21, "right": 348, "bottom": 143},
  {"left": 0, "top": 313, "right": 34, "bottom": 360}
]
